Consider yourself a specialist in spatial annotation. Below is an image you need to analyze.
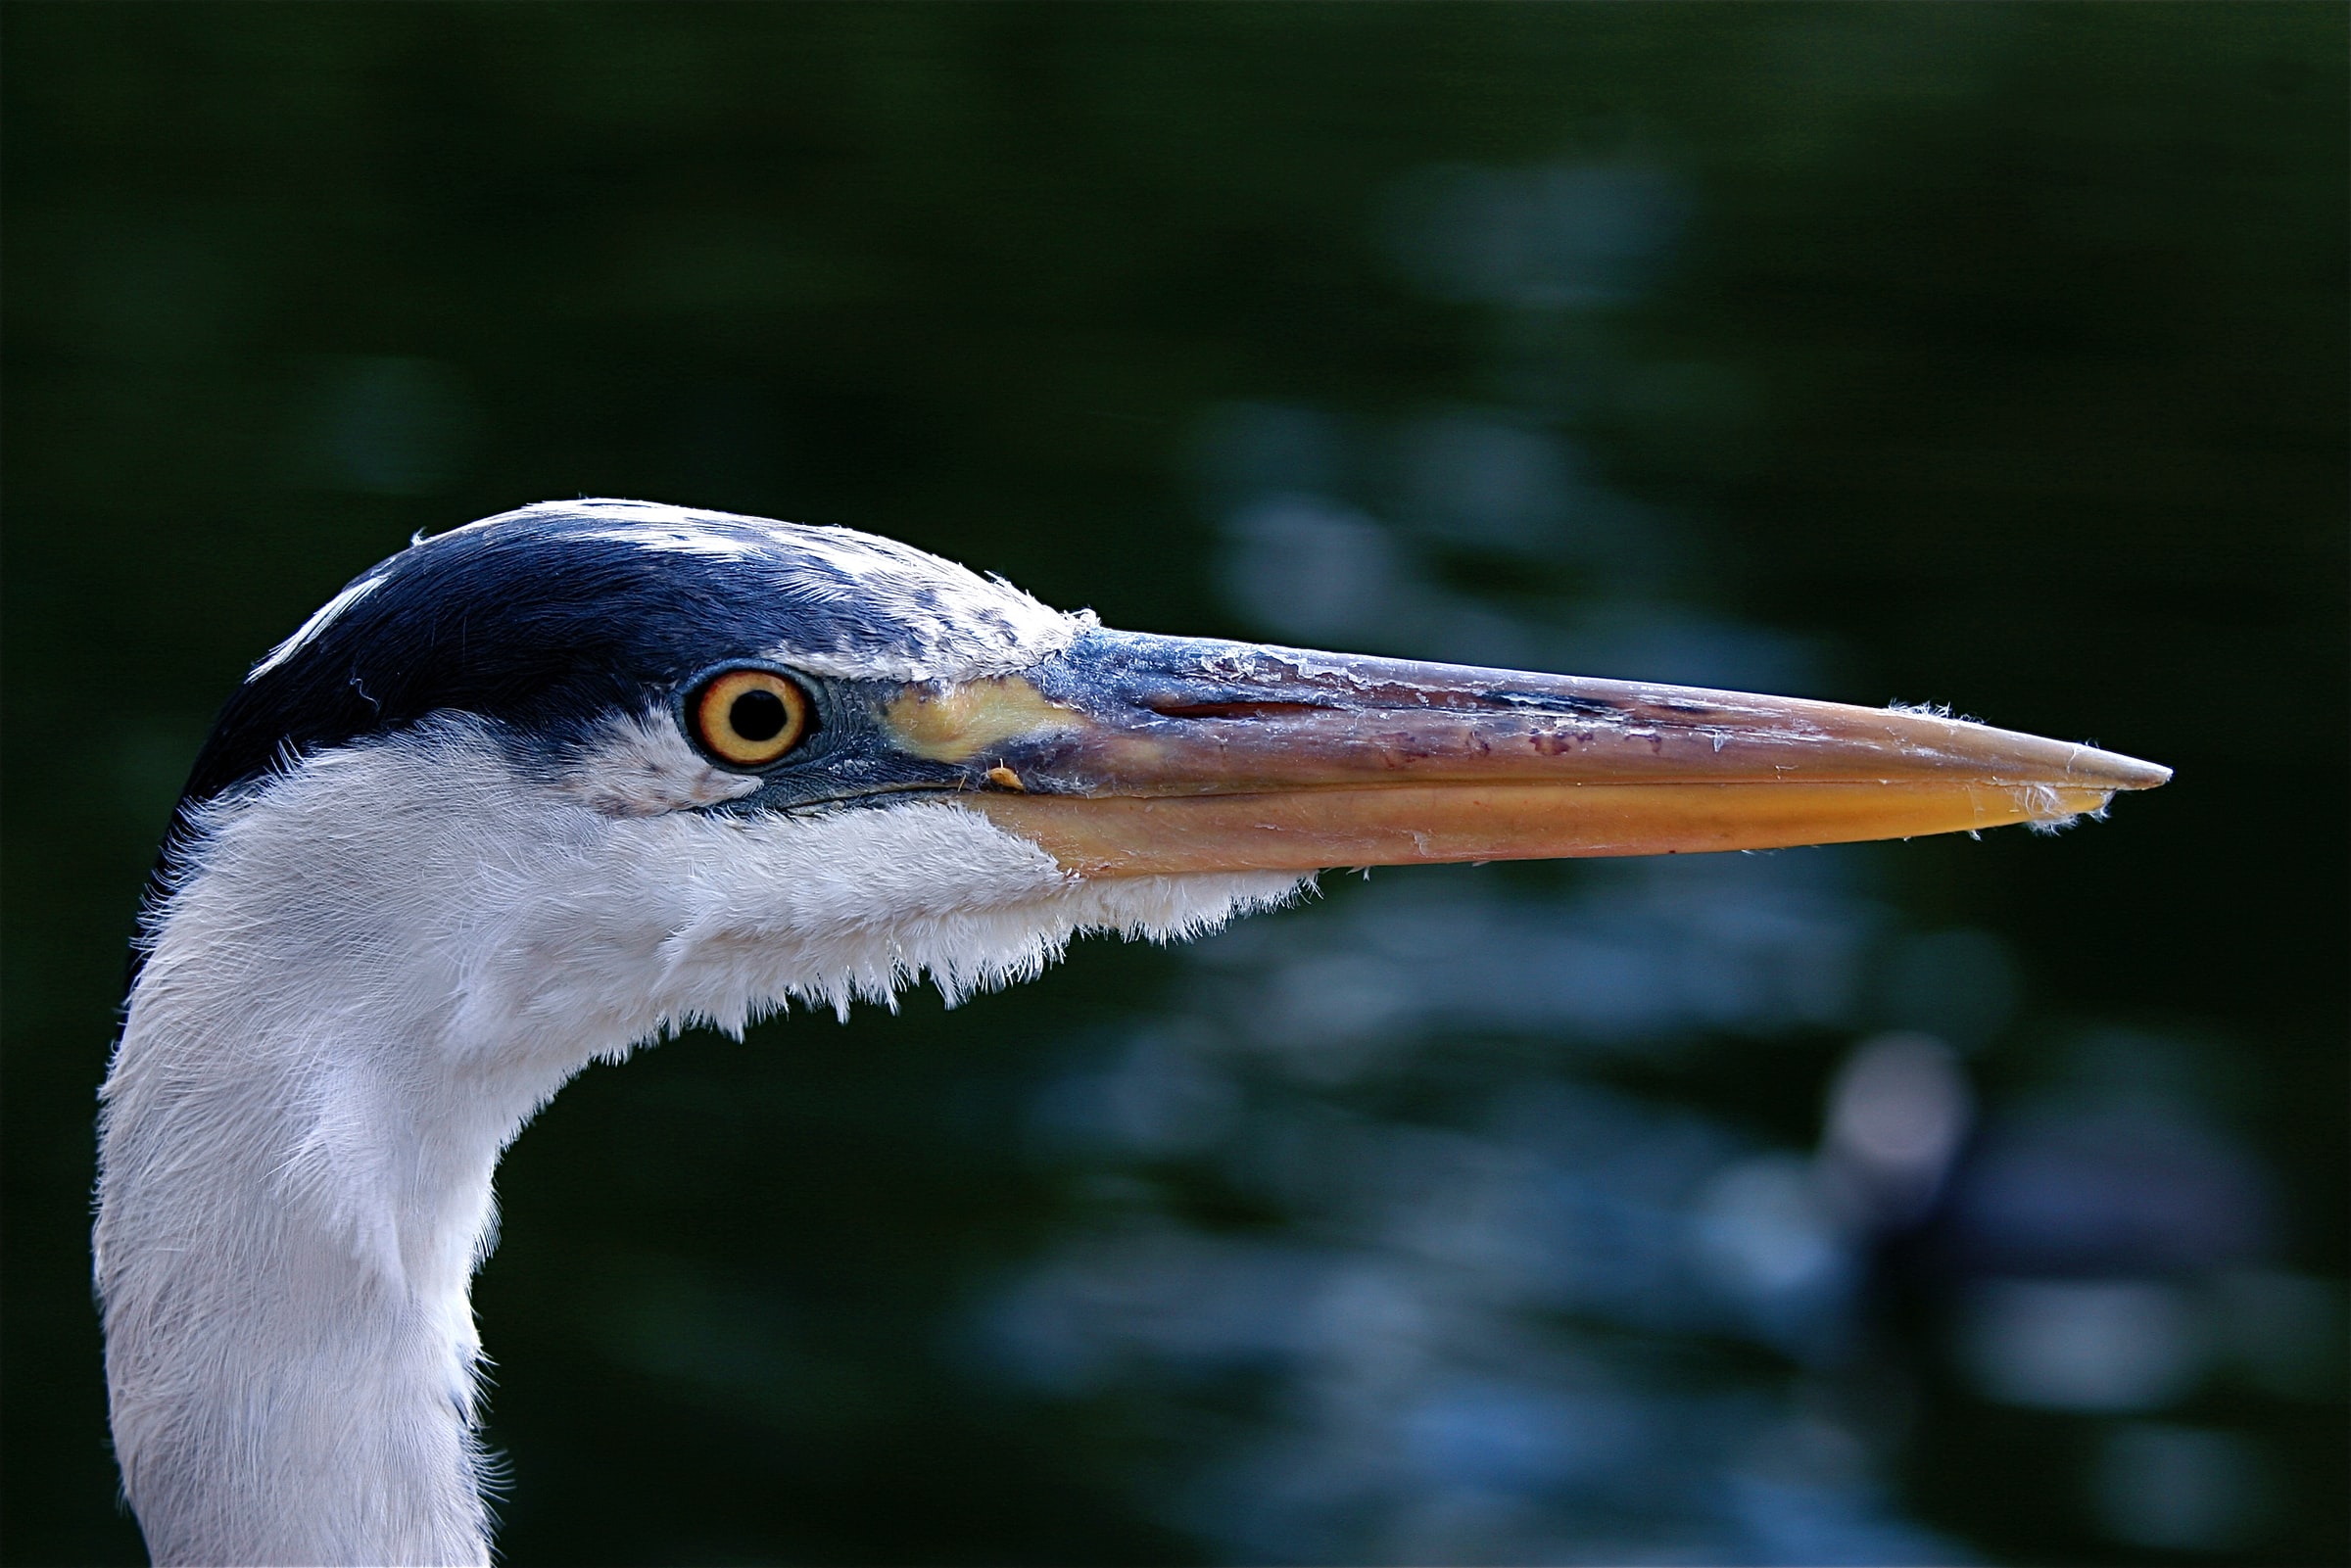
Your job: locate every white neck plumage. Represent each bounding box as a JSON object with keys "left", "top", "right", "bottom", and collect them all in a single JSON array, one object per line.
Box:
[{"left": 95, "top": 716, "right": 1294, "bottom": 1567}]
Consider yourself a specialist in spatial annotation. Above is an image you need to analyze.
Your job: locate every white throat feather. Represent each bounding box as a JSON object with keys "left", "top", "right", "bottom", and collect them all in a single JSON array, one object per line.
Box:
[{"left": 95, "top": 714, "right": 1300, "bottom": 1567}]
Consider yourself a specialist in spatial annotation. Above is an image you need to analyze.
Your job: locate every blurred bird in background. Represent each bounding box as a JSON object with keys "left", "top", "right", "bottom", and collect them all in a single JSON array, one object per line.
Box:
[{"left": 95, "top": 499, "right": 2166, "bottom": 1566}]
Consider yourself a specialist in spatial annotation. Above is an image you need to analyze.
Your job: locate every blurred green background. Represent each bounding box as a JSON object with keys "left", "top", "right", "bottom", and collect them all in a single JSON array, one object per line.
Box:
[{"left": 3, "top": 4, "right": 2343, "bottom": 1564}]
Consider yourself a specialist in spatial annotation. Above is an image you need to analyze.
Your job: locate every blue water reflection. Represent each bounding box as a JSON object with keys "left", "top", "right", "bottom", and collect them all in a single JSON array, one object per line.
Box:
[{"left": 987, "top": 884, "right": 1961, "bottom": 1560}]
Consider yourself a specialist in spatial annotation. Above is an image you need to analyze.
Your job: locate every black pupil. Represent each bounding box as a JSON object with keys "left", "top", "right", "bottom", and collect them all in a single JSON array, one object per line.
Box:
[{"left": 728, "top": 688, "right": 790, "bottom": 742}]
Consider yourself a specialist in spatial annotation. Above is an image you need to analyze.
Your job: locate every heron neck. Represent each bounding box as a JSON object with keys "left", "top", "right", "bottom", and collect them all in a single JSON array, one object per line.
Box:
[
  {"left": 93, "top": 756, "right": 632, "bottom": 1568},
  {"left": 98, "top": 1004, "right": 506, "bottom": 1562}
]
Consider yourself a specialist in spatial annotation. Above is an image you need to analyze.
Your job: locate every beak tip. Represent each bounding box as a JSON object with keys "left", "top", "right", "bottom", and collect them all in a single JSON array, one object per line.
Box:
[{"left": 2097, "top": 752, "right": 2172, "bottom": 791}]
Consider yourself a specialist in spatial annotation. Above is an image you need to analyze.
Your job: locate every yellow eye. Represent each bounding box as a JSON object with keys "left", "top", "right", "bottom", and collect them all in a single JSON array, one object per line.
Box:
[{"left": 691, "top": 668, "right": 813, "bottom": 768}]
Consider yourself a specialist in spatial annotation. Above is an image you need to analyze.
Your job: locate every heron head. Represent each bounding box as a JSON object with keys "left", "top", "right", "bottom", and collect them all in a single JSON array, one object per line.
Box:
[{"left": 174, "top": 498, "right": 2166, "bottom": 1036}]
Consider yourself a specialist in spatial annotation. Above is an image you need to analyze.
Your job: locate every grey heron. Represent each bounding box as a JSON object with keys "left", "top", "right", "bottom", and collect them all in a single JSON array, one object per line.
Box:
[{"left": 95, "top": 499, "right": 2168, "bottom": 1566}]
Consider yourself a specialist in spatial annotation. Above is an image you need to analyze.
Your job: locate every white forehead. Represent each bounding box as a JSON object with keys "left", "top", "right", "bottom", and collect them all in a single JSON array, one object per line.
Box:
[
  {"left": 439, "top": 498, "right": 1096, "bottom": 682},
  {"left": 579, "top": 519, "right": 769, "bottom": 560},
  {"left": 247, "top": 570, "right": 390, "bottom": 681}
]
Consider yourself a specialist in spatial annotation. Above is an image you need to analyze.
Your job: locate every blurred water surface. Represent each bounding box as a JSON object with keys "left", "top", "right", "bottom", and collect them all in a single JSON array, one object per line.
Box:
[{"left": 3, "top": 6, "right": 2342, "bottom": 1565}]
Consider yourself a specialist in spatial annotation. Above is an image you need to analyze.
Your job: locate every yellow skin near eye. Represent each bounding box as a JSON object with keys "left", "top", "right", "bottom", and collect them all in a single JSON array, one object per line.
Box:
[{"left": 693, "top": 669, "right": 811, "bottom": 767}]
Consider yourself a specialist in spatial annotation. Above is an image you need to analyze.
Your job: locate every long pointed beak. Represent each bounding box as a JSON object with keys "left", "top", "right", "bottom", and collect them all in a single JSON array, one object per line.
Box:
[{"left": 878, "top": 631, "right": 2169, "bottom": 877}]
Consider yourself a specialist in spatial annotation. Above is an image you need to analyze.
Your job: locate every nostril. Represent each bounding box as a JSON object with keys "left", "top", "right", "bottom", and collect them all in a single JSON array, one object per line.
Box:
[{"left": 1483, "top": 689, "right": 1631, "bottom": 719}]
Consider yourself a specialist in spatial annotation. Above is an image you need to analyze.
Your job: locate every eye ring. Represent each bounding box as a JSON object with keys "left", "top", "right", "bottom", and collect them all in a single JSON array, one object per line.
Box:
[{"left": 690, "top": 667, "right": 814, "bottom": 768}]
